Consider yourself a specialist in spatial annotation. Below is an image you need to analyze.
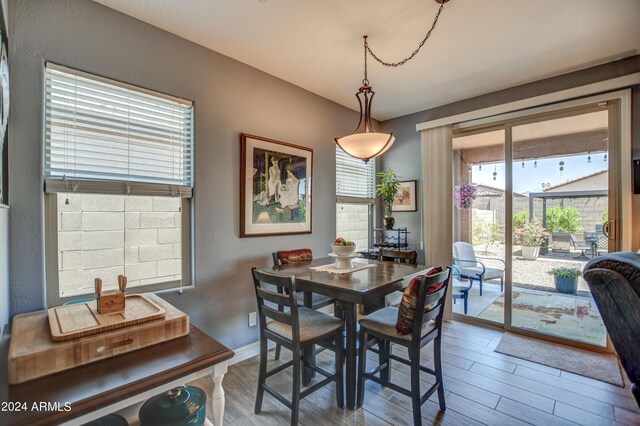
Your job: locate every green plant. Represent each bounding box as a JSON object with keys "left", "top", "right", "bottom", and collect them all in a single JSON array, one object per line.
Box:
[
  {"left": 514, "top": 220, "right": 549, "bottom": 247},
  {"left": 376, "top": 168, "right": 401, "bottom": 215},
  {"left": 550, "top": 267, "right": 582, "bottom": 278},
  {"left": 513, "top": 211, "right": 531, "bottom": 230},
  {"left": 601, "top": 210, "right": 608, "bottom": 222},
  {"left": 472, "top": 213, "right": 503, "bottom": 252},
  {"left": 546, "top": 206, "right": 583, "bottom": 233}
]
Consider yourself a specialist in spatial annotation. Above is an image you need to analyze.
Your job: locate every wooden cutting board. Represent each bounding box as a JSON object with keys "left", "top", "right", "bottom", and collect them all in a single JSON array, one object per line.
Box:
[
  {"left": 48, "top": 294, "right": 165, "bottom": 341},
  {"left": 8, "top": 293, "right": 189, "bottom": 384}
]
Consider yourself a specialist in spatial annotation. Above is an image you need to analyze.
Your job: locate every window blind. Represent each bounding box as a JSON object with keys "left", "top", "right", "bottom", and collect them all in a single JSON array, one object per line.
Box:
[
  {"left": 336, "top": 145, "right": 375, "bottom": 200},
  {"left": 44, "top": 64, "right": 193, "bottom": 196}
]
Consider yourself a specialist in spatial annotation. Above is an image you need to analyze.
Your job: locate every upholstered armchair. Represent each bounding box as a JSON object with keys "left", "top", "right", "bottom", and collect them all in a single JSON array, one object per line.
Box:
[{"left": 583, "top": 252, "right": 640, "bottom": 406}]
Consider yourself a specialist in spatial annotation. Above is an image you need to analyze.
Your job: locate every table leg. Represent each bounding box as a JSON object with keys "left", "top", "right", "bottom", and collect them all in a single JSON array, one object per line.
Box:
[
  {"left": 302, "top": 291, "right": 314, "bottom": 386},
  {"left": 345, "top": 301, "right": 357, "bottom": 408},
  {"left": 211, "top": 362, "right": 228, "bottom": 426}
]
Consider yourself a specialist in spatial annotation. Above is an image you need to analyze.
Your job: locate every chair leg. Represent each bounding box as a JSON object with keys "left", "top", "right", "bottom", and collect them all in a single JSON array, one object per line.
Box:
[
  {"left": 479, "top": 277, "right": 483, "bottom": 296},
  {"left": 434, "top": 336, "right": 446, "bottom": 411},
  {"left": 335, "top": 330, "right": 344, "bottom": 408},
  {"left": 275, "top": 343, "right": 282, "bottom": 361},
  {"left": 255, "top": 336, "right": 267, "bottom": 414},
  {"left": 410, "top": 346, "right": 422, "bottom": 426},
  {"left": 356, "top": 329, "right": 367, "bottom": 408},
  {"left": 379, "top": 339, "right": 390, "bottom": 381},
  {"left": 463, "top": 292, "right": 468, "bottom": 315},
  {"left": 291, "top": 348, "right": 301, "bottom": 426},
  {"left": 500, "top": 276, "right": 504, "bottom": 292}
]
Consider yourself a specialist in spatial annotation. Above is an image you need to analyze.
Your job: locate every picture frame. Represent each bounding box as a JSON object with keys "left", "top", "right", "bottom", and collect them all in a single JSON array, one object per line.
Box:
[
  {"left": 240, "top": 133, "right": 312, "bottom": 237},
  {"left": 392, "top": 180, "right": 417, "bottom": 212}
]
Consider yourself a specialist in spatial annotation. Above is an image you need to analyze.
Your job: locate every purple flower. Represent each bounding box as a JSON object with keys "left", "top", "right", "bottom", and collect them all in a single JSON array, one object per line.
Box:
[{"left": 454, "top": 184, "right": 477, "bottom": 210}]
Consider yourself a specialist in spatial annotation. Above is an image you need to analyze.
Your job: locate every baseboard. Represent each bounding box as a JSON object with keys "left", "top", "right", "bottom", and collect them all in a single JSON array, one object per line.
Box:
[{"left": 229, "top": 340, "right": 275, "bottom": 366}]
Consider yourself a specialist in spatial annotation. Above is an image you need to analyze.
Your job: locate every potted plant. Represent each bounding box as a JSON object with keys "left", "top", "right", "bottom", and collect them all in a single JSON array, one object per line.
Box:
[
  {"left": 376, "top": 168, "right": 401, "bottom": 229},
  {"left": 453, "top": 183, "right": 476, "bottom": 210},
  {"left": 515, "top": 220, "right": 549, "bottom": 260},
  {"left": 551, "top": 267, "right": 582, "bottom": 294}
]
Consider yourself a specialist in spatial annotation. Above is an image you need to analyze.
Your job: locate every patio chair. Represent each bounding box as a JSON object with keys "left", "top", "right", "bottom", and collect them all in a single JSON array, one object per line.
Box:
[
  {"left": 451, "top": 265, "right": 473, "bottom": 315},
  {"left": 569, "top": 233, "right": 593, "bottom": 260},
  {"left": 453, "top": 242, "right": 504, "bottom": 296}
]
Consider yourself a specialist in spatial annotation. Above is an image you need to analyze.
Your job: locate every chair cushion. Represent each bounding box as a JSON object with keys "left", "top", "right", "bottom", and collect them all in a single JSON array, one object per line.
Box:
[
  {"left": 452, "top": 278, "right": 470, "bottom": 290},
  {"left": 395, "top": 266, "right": 444, "bottom": 335},
  {"left": 460, "top": 266, "right": 503, "bottom": 280},
  {"left": 453, "top": 242, "right": 477, "bottom": 268},
  {"left": 360, "top": 307, "right": 435, "bottom": 341},
  {"left": 266, "top": 307, "right": 343, "bottom": 342},
  {"left": 277, "top": 249, "right": 313, "bottom": 264}
]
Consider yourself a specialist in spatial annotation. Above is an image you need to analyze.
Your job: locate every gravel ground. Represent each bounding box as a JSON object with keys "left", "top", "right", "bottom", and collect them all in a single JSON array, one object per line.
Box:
[{"left": 475, "top": 244, "right": 590, "bottom": 293}]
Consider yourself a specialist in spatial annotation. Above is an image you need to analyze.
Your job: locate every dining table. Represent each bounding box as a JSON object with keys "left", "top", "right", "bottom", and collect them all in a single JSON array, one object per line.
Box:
[{"left": 260, "top": 256, "right": 431, "bottom": 408}]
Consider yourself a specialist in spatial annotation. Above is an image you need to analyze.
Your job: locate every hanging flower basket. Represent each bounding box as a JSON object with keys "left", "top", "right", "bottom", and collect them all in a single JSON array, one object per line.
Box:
[{"left": 453, "top": 184, "right": 476, "bottom": 210}]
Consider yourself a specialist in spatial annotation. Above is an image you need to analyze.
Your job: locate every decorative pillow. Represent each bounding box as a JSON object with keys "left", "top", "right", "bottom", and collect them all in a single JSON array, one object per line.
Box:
[
  {"left": 396, "top": 266, "right": 445, "bottom": 335},
  {"left": 277, "top": 249, "right": 313, "bottom": 265}
]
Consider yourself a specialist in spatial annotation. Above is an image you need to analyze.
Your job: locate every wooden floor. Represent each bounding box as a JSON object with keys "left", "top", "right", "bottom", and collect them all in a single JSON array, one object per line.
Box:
[{"left": 191, "top": 321, "right": 640, "bottom": 425}]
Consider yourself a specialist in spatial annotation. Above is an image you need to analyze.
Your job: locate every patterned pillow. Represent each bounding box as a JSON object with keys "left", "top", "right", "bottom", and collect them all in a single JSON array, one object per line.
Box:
[
  {"left": 395, "top": 266, "right": 445, "bottom": 335},
  {"left": 277, "top": 249, "right": 313, "bottom": 265}
]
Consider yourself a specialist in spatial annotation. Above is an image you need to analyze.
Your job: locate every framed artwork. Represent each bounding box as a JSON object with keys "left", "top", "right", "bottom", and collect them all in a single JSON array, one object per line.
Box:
[
  {"left": 392, "top": 180, "right": 417, "bottom": 212},
  {"left": 0, "top": 1, "right": 8, "bottom": 206},
  {"left": 240, "top": 133, "right": 312, "bottom": 237}
]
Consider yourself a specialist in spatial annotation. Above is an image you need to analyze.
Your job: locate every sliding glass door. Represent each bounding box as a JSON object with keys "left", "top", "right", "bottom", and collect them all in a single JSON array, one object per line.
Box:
[{"left": 452, "top": 99, "right": 626, "bottom": 350}]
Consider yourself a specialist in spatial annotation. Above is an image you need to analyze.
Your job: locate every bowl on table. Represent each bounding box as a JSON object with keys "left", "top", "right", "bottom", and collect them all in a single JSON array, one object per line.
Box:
[{"left": 331, "top": 243, "right": 356, "bottom": 256}]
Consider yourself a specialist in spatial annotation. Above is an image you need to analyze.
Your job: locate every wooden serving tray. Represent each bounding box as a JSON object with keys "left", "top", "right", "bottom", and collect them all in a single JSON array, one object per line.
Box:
[
  {"left": 48, "top": 294, "right": 165, "bottom": 341},
  {"left": 8, "top": 293, "right": 189, "bottom": 384}
]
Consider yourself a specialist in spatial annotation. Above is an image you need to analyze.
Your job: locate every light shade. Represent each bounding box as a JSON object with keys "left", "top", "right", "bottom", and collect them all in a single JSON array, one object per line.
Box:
[{"left": 335, "top": 132, "right": 395, "bottom": 162}]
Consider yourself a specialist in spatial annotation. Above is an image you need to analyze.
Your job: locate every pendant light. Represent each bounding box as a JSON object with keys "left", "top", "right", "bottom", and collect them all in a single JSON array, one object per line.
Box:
[
  {"left": 587, "top": 151, "right": 591, "bottom": 163},
  {"left": 534, "top": 158, "right": 537, "bottom": 168},
  {"left": 521, "top": 159, "right": 525, "bottom": 168},
  {"left": 335, "top": 0, "right": 449, "bottom": 162},
  {"left": 493, "top": 165, "right": 497, "bottom": 181}
]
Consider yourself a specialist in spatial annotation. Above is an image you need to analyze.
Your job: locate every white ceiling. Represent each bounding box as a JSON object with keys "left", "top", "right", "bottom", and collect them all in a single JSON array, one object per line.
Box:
[{"left": 93, "top": 0, "right": 640, "bottom": 121}]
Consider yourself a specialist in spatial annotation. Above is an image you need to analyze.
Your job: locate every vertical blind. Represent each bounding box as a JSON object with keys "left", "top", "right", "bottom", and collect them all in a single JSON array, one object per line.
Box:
[
  {"left": 44, "top": 64, "right": 193, "bottom": 194},
  {"left": 336, "top": 145, "right": 375, "bottom": 199}
]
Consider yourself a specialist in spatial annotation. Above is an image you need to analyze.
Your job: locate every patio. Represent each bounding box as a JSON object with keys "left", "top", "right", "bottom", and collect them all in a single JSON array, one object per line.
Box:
[{"left": 453, "top": 245, "right": 607, "bottom": 347}]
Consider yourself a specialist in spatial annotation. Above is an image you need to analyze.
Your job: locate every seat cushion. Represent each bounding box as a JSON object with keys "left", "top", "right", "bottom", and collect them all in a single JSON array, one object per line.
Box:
[
  {"left": 266, "top": 307, "right": 343, "bottom": 342},
  {"left": 460, "top": 266, "right": 503, "bottom": 280},
  {"left": 395, "top": 266, "right": 444, "bottom": 335},
  {"left": 452, "top": 278, "right": 470, "bottom": 290},
  {"left": 277, "top": 249, "right": 313, "bottom": 264},
  {"left": 360, "top": 307, "right": 435, "bottom": 341}
]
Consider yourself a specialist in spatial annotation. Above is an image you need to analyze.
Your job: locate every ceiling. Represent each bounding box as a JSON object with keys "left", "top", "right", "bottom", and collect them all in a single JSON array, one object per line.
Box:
[{"left": 93, "top": 0, "right": 640, "bottom": 121}]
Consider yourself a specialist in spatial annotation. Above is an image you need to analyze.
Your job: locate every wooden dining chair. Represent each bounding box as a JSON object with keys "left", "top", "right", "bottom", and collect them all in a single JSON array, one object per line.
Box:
[
  {"left": 252, "top": 268, "right": 344, "bottom": 426},
  {"left": 357, "top": 267, "right": 451, "bottom": 426},
  {"left": 272, "top": 249, "right": 335, "bottom": 360},
  {"left": 364, "top": 249, "right": 418, "bottom": 312}
]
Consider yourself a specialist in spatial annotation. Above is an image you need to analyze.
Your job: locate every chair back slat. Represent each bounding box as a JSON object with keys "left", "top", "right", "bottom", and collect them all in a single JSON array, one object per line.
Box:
[
  {"left": 261, "top": 304, "right": 293, "bottom": 325},
  {"left": 252, "top": 267, "right": 299, "bottom": 337},
  {"left": 256, "top": 286, "right": 290, "bottom": 306},
  {"left": 273, "top": 249, "right": 313, "bottom": 266},
  {"left": 379, "top": 249, "right": 417, "bottom": 265},
  {"left": 411, "top": 267, "right": 451, "bottom": 341}
]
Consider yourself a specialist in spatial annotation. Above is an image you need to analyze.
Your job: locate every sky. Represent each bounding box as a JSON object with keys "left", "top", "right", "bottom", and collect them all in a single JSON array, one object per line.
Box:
[{"left": 471, "top": 152, "right": 608, "bottom": 194}]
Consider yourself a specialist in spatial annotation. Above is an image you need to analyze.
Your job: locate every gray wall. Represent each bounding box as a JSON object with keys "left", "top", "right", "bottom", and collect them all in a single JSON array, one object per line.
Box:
[
  {"left": 0, "top": 206, "right": 8, "bottom": 337},
  {"left": 380, "top": 56, "right": 640, "bottom": 255},
  {"left": 378, "top": 116, "right": 424, "bottom": 263},
  {"left": 9, "top": 0, "right": 360, "bottom": 349}
]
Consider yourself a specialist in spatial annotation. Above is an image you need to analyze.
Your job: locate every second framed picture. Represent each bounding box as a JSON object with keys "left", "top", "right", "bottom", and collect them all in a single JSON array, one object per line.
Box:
[
  {"left": 240, "top": 133, "right": 312, "bottom": 237},
  {"left": 392, "top": 180, "right": 417, "bottom": 212}
]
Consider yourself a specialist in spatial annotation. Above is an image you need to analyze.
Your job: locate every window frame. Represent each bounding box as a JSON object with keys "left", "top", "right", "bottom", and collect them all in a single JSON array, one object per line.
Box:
[{"left": 43, "top": 63, "right": 195, "bottom": 307}]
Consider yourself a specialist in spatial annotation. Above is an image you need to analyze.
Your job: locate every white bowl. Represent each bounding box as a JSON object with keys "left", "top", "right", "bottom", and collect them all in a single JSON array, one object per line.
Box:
[{"left": 331, "top": 243, "right": 356, "bottom": 256}]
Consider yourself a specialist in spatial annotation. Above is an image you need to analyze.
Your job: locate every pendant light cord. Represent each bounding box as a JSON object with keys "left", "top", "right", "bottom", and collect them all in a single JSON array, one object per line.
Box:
[{"left": 364, "top": 1, "right": 447, "bottom": 68}]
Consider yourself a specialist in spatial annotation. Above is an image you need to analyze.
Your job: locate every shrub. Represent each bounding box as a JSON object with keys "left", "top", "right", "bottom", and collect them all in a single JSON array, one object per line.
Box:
[
  {"left": 472, "top": 213, "right": 503, "bottom": 252},
  {"left": 514, "top": 220, "right": 549, "bottom": 247},
  {"left": 546, "top": 206, "right": 582, "bottom": 233},
  {"left": 513, "top": 211, "right": 530, "bottom": 230}
]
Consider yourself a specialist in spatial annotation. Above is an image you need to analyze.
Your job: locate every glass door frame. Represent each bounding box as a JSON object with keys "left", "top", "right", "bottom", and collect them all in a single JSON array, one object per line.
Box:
[{"left": 451, "top": 90, "right": 632, "bottom": 352}]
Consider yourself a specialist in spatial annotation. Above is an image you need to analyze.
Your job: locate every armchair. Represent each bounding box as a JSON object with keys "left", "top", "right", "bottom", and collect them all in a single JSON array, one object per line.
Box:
[{"left": 453, "top": 241, "right": 504, "bottom": 296}]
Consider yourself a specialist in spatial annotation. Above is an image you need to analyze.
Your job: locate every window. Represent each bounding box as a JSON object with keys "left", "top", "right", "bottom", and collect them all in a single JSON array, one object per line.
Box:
[
  {"left": 335, "top": 146, "right": 375, "bottom": 249},
  {"left": 44, "top": 64, "right": 193, "bottom": 305}
]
